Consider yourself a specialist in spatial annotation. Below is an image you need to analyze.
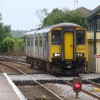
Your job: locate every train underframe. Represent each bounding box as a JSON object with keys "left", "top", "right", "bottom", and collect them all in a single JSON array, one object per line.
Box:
[{"left": 26, "top": 57, "right": 86, "bottom": 75}]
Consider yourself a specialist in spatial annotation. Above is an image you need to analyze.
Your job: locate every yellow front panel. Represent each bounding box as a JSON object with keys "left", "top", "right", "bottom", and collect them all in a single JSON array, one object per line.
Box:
[
  {"left": 76, "top": 28, "right": 88, "bottom": 62},
  {"left": 64, "top": 32, "right": 73, "bottom": 60},
  {"left": 49, "top": 28, "right": 61, "bottom": 62}
]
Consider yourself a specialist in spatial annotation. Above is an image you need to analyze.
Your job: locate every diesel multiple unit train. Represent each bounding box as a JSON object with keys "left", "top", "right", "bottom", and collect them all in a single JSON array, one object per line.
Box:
[{"left": 25, "top": 23, "right": 88, "bottom": 75}]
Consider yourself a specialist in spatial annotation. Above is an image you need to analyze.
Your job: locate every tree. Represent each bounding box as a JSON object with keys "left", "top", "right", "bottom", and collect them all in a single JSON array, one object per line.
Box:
[
  {"left": 0, "top": 13, "right": 12, "bottom": 41},
  {"left": 43, "top": 8, "right": 64, "bottom": 27},
  {"left": 0, "top": 13, "right": 12, "bottom": 53},
  {"left": 43, "top": 8, "right": 87, "bottom": 28},
  {"left": 64, "top": 10, "right": 87, "bottom": 28},
  {"left": 13, "top": 37, "right": 25, "bottom": 56},
  {"left": 35, "top": 8, "right": 48, "bottom": 27},
  {"left": 0, "top": 37, "right": 15, "bottom": 53},
  {"left": 16, "top": 37, "right": 24, "bottom": 52}
]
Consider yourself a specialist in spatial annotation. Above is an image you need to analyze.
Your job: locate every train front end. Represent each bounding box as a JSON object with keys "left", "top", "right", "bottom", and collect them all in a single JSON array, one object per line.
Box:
[{"left": 49, "top": 24, "right": 88, "bottom": 74}]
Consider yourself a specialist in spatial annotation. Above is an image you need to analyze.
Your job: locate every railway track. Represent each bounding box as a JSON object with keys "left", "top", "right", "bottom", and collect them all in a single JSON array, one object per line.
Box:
[
  {"left": 0, "top": 61, "right": 22, "bottom": 75},
  {"left": 0, "top": 58, "right": 63, "bottom": 100},
  {"left": 82, "top": 79, "right": 100, "bottom": 99},
  {"left": 0, "top": 60, "right": 47, "bottom": 75},
  {"left": 60, "top": 78, "right": 100, "bottom": 99},
  {"left": 0, "top": 56, "right": 100, "bottom": 99}
]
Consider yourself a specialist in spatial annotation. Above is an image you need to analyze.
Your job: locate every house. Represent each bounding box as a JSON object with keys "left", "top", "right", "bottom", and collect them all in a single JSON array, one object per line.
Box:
[
  {"left": 77, "top": 6, "right": 100, "bottom": 73},
  {"left": 85, "top": 5, "right": 100, "bottom": 73}
]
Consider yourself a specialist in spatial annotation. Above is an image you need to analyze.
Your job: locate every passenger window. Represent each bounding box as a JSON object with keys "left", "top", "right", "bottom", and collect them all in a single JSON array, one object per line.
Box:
[
  {"left": 35, "top": 37, "right": 38, "bottom": 46},
  {"left": 39, "top": 36, "right": 42, "bottom": 47},
  {"left": 76, "top": 30, "right": 85, "bottom": 45},
  {"left": 27, "top": 37, "right": 30, "bottom": 46},
  {"left": 39, "top": 40, "right": 42, "bottom": 46},
  {"left": 31, "top": 37, "right": 33, "bottom": 46}
]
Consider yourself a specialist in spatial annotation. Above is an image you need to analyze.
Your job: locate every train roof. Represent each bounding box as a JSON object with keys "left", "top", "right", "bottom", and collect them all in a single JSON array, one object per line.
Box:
[
  {"left": 25, "top": 23, "right": 82, "bottom": 35},
  {"left": 25, "top": 29, "right": 38, "bottom": 35}
]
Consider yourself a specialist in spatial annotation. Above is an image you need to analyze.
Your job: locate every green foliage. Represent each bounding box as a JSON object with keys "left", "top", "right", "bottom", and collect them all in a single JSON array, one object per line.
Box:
[
  {"left": 0, "top": 37, "right": 15, "bottom": 53},
  {"left": 43, "top": 8, "right": 87, "bottom": 28},
  {"left": 43, "top": 8, "right": 64, "bottom": 26},
  {"left": 16, "top": 37, "right": 24, "bottom": 51},
  {"left": 0, "top": 24, "right": 12, "bottom": 40},
  {"left": 0, "top": 23, "right": 12, "bottom": 42},
  {"left": 0, "top": 13, "right": 12, "bottom": 53}
]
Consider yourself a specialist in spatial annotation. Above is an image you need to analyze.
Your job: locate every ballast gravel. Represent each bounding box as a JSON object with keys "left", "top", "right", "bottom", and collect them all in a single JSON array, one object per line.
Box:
[{"left": 44, "top": 83, "right": 98, "bottom": 100}]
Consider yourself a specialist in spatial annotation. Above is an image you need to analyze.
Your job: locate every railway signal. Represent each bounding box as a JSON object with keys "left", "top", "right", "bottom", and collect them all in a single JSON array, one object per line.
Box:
[{"left": 73, "top": 77, "right": 82, "bottom": 98}]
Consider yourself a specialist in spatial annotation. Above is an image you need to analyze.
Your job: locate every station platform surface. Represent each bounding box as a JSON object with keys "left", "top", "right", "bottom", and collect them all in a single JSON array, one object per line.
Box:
[{"left": 0, "top": 73, "right": 26, "bottom": 100}]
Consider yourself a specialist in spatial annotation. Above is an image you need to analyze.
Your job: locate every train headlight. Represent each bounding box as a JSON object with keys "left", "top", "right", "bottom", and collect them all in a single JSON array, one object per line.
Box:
[
  {"left": 53, "top": 53, "right": 61, "bottom": 57},
  {"left": 77, "top": 53, "right": 84, "bottom": 57}
]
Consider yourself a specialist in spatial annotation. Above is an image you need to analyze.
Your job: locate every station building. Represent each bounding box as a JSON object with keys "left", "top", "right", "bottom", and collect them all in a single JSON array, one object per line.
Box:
[{"left": 78, "top": 5, "right": 100, "bottom": 73}]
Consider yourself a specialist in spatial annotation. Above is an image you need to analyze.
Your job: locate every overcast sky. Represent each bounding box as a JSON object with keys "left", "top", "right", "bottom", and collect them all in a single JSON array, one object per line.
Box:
[{"left": 0, "top": 0, "right": 100, "bottom": 30}]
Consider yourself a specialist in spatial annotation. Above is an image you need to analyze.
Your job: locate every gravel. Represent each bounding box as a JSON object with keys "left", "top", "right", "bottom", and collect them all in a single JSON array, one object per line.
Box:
[
  {"left": 83, "top": 84, "right": 100, "bottom": 97},
  {"left": 44, "top": 83, "right": 98, "bottom": 100}
]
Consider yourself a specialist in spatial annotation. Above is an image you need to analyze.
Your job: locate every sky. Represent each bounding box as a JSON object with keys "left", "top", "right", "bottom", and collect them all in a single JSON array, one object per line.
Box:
[{"left": 0, "top": 0, "right": 100, "bottom": 30}]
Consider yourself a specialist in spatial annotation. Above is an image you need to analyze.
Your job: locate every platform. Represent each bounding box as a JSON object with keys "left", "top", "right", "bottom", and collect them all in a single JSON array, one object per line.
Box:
[{"left": 0, "top": 73, "right": 26, "bottom": 100}]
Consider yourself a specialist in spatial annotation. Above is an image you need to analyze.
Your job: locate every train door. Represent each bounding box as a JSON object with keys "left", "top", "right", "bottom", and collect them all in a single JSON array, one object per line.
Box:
[{"left": 64, "top": 32, "right": 74, "bottom": 60}]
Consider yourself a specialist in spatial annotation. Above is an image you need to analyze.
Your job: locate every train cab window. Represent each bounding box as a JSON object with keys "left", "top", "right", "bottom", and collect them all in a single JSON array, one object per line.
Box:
[
  {"left": 52, "top": 30, "right": 61, "bottom": 45},
  {"left": 76, "top": 30, "right": 85, "bottom": 45}
]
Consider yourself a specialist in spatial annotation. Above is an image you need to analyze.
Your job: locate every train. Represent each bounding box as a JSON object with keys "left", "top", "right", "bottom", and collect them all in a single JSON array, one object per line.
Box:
[{"left": 25, "top": 23, "right": 88, "bottom": 75}]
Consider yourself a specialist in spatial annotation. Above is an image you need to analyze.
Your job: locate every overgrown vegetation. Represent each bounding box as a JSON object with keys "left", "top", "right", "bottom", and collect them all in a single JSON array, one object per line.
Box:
[
  {"left": 36, "top": 8, "right": 87, "bottom": 28},
  {"left": 0, "top": 13, "right": 24, "bottom": 55}
]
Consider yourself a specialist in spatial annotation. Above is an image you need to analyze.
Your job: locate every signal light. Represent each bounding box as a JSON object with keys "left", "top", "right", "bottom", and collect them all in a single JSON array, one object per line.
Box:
[
  {"left": 73, "top": 77, "right": 82, "bottom": 92},
  {"left": 73, "top": 77, "right": 82, "bottom": 99},
  {"left": 73, "top": 82, "right": 81, "bottom": 89}
]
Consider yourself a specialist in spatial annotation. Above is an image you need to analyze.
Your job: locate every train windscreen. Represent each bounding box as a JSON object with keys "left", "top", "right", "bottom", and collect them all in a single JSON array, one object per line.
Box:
[
  {"left": 52, "top": 30, "right": 61, "bottom": 45},
  {"left": 76, "top": 30, "right": 85, "bottom": 45}
]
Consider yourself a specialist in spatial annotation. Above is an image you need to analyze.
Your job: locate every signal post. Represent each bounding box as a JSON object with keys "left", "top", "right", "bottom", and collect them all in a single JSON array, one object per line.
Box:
[{"left": 73, "top": 77, "right": 82, "bottom": 99}]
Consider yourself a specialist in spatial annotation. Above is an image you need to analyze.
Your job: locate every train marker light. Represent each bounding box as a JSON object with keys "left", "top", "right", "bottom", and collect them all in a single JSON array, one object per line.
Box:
[{"left": 73, "top": 77, "right": 82, "bottom": 98}]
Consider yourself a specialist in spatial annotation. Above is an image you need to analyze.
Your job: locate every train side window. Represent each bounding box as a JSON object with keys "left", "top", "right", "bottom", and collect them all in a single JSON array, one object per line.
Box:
[
  {"left": 39, "top": 36, "right": 42, "bottom": 47},
  {"left": 31, "top": 37, "right": 33, "bottom": 46},
  {"left": 35, "top": 37, "right": 38, "bottom": 46},
  {"left": 44, "top": 36, "right": 47, "bottom": 47},
  {"left": 27, "top": 37, "right": 30, "bottom": 46},
  {"left": 40, "top": 40, "right": 42, "bottom": 46},
  {"left": 52, "top": 30, "right": 61, "bottom": 45},
  {"left": 76, "top": 30, "right": 85, "bottom": 45}
]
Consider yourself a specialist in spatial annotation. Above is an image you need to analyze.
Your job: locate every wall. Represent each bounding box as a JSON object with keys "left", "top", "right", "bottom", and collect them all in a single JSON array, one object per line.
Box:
[{"left": 87, "top": 32, "right": 100, "bottom": 73}]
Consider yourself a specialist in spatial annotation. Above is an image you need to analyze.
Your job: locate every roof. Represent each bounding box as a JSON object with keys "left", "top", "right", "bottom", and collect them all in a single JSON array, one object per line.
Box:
[
  {"left": 85, "top": 5, "right": 100, "bottom": 19},
  {"left": 25, "top": 23, "right": 81, "bottom": 35},
  {"left": 76, "top": 7, "right": 91, "bottom": 16},
  {"left": 37, "top": 23, "right": 80, "bottom": 33}
]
